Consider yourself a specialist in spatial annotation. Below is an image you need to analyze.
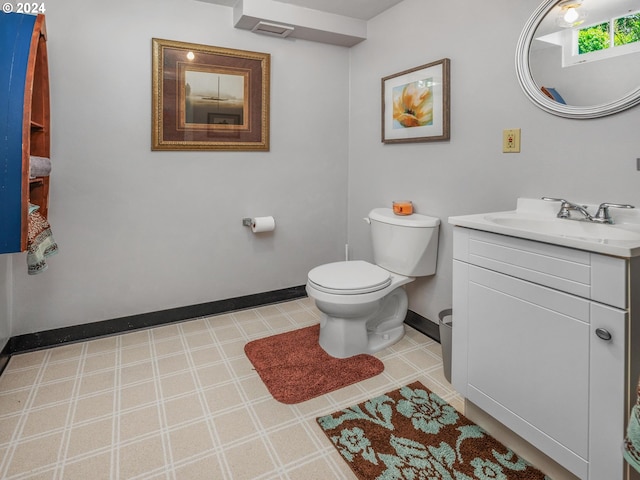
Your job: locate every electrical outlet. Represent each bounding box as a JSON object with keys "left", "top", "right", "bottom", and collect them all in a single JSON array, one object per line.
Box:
[{"left": 503, "top": 129, "right": 521, "bottom": 153}]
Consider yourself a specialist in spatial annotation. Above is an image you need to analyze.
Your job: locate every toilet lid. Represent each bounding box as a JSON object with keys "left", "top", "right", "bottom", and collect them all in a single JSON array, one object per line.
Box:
[{"left": 307, "top": 260, "right": 391, "bottom": 295}]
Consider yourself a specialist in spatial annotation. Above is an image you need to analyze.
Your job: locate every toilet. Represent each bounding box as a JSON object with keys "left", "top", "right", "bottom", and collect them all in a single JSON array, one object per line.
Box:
[{"left": 306, "top": 207, "right": 440, "bottom": 358}]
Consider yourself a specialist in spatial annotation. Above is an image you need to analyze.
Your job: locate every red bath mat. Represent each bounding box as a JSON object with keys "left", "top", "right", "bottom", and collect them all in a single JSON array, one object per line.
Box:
[{"left": 244, "top": 324, "right": 384, "bottom": 404}]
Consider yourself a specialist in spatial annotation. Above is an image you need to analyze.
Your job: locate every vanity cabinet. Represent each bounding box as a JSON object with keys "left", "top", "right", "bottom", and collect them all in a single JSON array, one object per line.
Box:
[
  {"left": 0, "top": 13, "right": 50, "bottom": 254},
  {"left": 452, "top": 227, "right": 639, "bottom": 480}
]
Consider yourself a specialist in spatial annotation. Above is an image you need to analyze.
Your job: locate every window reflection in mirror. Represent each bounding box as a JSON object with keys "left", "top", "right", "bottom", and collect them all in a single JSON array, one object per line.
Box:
[{"left": 528, "top": 0, "right": 640, "bottom": 107}]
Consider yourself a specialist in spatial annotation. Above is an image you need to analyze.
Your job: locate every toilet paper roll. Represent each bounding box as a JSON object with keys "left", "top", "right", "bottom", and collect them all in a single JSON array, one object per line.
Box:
[{"left": 251, "top": 216, "right": 275, "bottom": 233}]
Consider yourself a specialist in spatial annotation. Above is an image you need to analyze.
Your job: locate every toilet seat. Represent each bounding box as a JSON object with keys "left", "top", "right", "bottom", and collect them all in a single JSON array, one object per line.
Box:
[{"left": 307, "top": 260, "right": 391, "bottom": 295}]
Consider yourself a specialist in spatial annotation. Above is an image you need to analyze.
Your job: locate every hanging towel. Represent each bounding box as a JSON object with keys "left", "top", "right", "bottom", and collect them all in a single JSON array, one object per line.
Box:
[
  {"left": 27, "top": 204, "right": 58, "bottom": 275},
  {"left": 624, "top": 376, "right": 640, "bottom": 473},
  {"left": 29, "top": 156, "right": 51, "bottom": 178}
]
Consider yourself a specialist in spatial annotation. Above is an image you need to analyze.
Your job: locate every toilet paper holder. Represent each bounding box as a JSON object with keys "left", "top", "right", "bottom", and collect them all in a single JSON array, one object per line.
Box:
[{"left": 243, "top": 216, "right": 276, "bottom": 233}]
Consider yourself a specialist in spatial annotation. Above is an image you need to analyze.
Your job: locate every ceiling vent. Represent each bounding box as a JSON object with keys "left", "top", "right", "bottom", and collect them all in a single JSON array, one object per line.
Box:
[
  {"left": 232, "top": 0, "right": 367, "bottom": 46},
  {"left": 251, "top": 21, "right": 295, "bottom": 38}
]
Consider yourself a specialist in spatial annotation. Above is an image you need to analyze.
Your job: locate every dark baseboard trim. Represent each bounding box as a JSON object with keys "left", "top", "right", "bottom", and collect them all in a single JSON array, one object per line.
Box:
[
  {"left": 2, "top": 285, "right": 307, "bottom": 357},
  {"left": 405, "top": 310, "right": 440, "bottom": 343},
  {"left": 0, "top": 353, "right": 9, "bottom": 375}
]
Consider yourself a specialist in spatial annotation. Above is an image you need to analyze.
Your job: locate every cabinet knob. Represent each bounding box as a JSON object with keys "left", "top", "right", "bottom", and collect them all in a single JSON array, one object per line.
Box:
[{"left": 595, "top": 328, "right": 612, "bottom": 341}]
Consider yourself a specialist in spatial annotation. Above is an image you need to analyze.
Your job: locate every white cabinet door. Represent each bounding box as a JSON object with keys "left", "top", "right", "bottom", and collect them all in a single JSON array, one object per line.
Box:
[
  {"left": 465, "top": 265, "right": 590, "bottom": 477},
  {"left": 589, "top": 302, "right": 627, "bottom": 480}
]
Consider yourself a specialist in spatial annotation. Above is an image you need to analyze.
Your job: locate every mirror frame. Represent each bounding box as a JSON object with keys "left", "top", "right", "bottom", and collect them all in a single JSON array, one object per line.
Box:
[{"left": 516, "top": 0, "right": 640, "bottom": 119}]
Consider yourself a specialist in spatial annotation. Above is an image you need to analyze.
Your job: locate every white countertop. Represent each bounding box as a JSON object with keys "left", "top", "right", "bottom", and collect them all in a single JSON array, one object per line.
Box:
[{"left": 448, "top": 198, "right": 640, "bottom": 258}]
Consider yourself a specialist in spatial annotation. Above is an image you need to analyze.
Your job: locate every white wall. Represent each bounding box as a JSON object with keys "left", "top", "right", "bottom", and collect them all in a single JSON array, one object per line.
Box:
[
  {"left": 9, "top": 0, "right": 350, "bottom": 335},
  {"left": 347, "top": 0, "right": 640, "bottom": 324}
]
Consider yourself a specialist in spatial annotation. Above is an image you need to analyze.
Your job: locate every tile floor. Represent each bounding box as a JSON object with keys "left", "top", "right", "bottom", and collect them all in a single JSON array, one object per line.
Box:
[{"left": 0, "top": 297, "right": 461, "bottom": 479}]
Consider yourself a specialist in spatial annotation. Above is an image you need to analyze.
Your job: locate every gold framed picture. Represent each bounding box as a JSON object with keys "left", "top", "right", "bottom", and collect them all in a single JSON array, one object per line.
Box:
[{"left": 152, "top": 38, "right": 270, "bottom": 151}]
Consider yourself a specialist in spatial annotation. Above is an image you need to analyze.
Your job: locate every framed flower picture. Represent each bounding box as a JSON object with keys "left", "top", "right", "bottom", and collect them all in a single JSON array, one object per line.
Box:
[{"left": 381, "top": 58, "right": 450, "bottom": 144}]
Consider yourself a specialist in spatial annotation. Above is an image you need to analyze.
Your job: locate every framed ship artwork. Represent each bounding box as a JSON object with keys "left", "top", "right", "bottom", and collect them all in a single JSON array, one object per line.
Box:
[{"left": 152, "top": 38, "right": 270, "bottom": 151}]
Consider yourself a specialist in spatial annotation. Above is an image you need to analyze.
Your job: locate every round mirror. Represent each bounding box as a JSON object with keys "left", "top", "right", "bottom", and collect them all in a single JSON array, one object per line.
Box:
[{"left": 516, "top": 0, "right": 640, "bottom": 118}]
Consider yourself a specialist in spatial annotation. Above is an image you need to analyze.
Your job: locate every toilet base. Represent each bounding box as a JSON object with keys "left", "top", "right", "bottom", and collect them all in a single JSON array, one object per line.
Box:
[
  {"left": 317, "top": 287, "right": 408, "bottom": 358},
  {"left": 366, "top": 324, "right": 405, "bottom": 353}
]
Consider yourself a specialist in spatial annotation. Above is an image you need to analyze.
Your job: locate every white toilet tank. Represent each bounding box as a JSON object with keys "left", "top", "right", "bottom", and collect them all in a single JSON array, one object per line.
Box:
[{"left": 369, "top": 208, "right": 440, "bottom": 276}]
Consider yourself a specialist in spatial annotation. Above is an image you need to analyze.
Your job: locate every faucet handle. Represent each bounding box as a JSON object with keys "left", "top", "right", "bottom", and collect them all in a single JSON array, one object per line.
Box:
[
  {"left": 541, "top": 197, "right": 572, "bottom": 218},
  {"left": 597, "top": 202, "right": 635, "bottom": 210},
  {"left": 594, "top": 202, "right": 635, "bottom": 224}
]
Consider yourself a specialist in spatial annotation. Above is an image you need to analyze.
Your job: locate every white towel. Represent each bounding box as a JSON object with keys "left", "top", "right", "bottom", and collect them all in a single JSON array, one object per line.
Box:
[{"left": 29, "top": 156, "right": 51, "bottom": 178}]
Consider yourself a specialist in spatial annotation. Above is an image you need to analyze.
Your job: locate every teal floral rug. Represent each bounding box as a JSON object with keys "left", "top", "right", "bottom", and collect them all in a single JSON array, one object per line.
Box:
[{"left": 317, "top": 381, "right": 550, "bottom": 480}]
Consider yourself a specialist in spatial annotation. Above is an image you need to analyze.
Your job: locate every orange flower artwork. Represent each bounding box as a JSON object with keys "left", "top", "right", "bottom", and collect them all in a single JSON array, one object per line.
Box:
[
  {"left": 381, "top": 58, "right": 449, "bottom": 143},
  {"left": 392, "top": 79, "right": 433, "bottom": 128}
]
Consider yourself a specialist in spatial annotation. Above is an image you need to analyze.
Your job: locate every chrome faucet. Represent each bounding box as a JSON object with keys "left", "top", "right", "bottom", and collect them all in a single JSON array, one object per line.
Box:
[
  {"left": 542, "top": 197, "right": 635, "bottom": 224},
  {"left": 593, "top": 202, "right": 635, "bottom": 224},
  {"left": 542, "top": 197, "right": 594, "bottom": 221}
]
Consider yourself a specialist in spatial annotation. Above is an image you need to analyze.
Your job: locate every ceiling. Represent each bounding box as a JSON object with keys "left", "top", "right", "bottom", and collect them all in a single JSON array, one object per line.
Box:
[
  {"left": 271, "top": 0, "right": 404, "bottom": 20},
  {"left": 202, "top": 0, "right": 405, "bottom": 20}
]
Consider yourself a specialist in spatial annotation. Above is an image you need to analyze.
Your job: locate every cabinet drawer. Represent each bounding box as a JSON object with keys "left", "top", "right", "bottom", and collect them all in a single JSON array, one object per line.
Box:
[{"left": 453, "top": 227, "right": 627, "bottom": 308}]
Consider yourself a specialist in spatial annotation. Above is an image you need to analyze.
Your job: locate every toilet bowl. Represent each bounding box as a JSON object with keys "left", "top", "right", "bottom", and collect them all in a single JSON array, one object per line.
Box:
[
  {"left": 306, "top": 260, "right": 413, "bottom": 358},
  {"left": 306, "top": 208, "right": 440, "bottom": 358}
]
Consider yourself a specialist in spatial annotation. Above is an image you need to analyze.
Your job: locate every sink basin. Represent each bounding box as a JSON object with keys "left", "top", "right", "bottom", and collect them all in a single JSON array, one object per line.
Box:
[
  {"left": 448, "top": 198, "right": 640, "bottom": 257},
  {"left": 484, "top": 213, "right": 640, "bottom": 242}
]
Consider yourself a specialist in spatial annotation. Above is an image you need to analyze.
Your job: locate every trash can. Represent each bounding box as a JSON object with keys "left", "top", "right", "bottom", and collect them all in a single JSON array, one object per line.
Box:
[{"left": 438, "top": 308, "right": 453, "bottom": 383}]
